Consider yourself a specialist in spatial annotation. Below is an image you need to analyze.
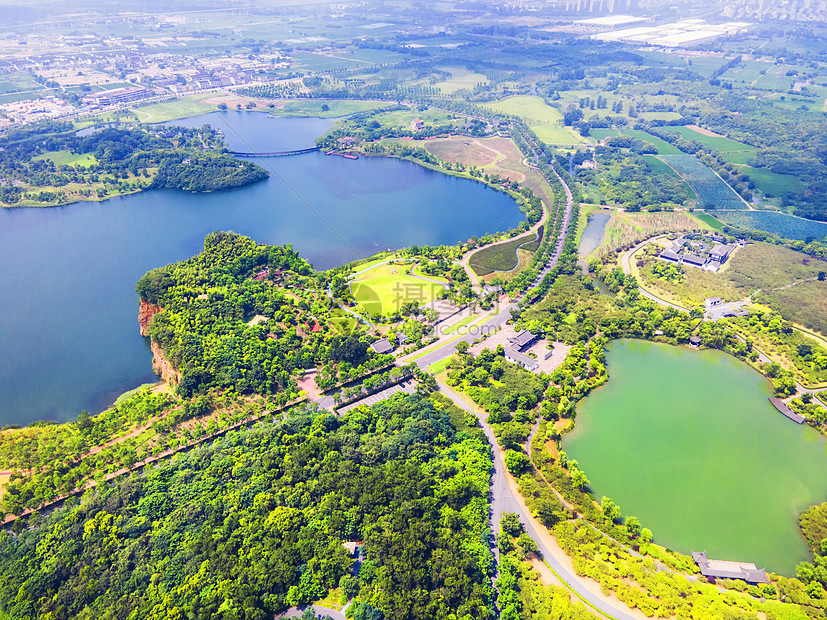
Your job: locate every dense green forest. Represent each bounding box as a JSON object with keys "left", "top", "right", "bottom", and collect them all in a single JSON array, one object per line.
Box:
[
  {"left": 138, "top": 232, "right": 395, "bottom": 400},
  {"left": 0, "top": 393, "right": 494, "bottom": 620}
]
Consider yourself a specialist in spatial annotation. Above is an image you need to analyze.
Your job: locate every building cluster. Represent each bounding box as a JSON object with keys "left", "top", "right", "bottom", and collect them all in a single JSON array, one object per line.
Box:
[
  {"left": 592, "top": 18, "right": 751, "bottom": 47},
  {"left": 504, "top": 330, "right": 539, "bottom": 371},
  {"left": 0, "top": 38, "right": 291, "bottom": 123},
  {"left": 725, "top": 0, "right": 827, "bottom": 21},
  {"left": 659, "top": 233, "right": 740, "bottom": 272}
]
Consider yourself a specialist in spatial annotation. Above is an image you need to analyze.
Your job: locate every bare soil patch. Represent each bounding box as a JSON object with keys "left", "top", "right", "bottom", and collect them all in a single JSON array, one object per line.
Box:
[
  {"left": 687, "top": 124, "right": 724, "bottom": 137},
  {"left": 297, "top": 370, "right": 322, "bottom": 401}
]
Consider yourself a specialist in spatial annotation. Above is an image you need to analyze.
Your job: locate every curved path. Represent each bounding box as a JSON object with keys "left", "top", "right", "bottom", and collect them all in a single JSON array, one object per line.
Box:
[
  {"left": 620, "top": 239, "right": 827, "bottom": 400},
  {"left": 438, "top": 380, "right": 643, "bottom": 620},
  {"left": 460, "top": 182, "right": 551, "bottom": 292},
  {"left": 619, "top": 237, "right": 690, "bottom": 313}
]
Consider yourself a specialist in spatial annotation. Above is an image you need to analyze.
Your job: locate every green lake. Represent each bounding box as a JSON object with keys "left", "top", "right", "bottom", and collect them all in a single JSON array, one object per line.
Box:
[{"left": 565, "top": 339, "right": 827, "bottom": 575}]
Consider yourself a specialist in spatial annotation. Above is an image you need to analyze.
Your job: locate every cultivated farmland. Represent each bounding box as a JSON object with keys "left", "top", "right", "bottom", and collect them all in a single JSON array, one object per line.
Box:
[{"left": 658, "top": 154, "right": 748, "bottom": 210}]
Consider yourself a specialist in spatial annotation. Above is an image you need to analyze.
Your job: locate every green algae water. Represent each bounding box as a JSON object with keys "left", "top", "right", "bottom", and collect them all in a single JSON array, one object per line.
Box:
[{"left": 565, "top": 339, "right": 827, "bottom": 575}]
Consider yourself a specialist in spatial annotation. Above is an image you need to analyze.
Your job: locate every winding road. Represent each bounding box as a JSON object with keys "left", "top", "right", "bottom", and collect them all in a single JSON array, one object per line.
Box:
[
  {"left": 438, "top": 381, "right": 643, "bottom": 620},
  {"left": 619, "top": 237, "right": 690, "bottom": 313}
]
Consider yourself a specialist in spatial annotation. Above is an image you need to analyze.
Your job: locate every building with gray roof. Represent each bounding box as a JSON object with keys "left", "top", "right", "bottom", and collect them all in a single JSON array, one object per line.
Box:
[
  {"left": 369, "top": 338, "right": 393, "bottom": 355},
  {"left": 505, "top": 347, "right": 539, "bottom": 371},
  {"left": 692, "top": 552, "right": 769, "bottom": 584}
]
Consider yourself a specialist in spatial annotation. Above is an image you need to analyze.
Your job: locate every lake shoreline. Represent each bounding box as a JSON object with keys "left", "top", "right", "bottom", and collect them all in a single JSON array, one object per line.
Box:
[{"left": 565, "top": 338, "right": 827, "bottom": 574}]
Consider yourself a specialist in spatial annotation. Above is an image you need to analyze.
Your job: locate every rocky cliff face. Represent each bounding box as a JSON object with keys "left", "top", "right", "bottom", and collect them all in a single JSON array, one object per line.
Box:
[
  {"left": 151, "top": 341, "right": 181, "bottom": 387},
  {"left": 138, "top": 300, "right": 163, "bottom": 337}
]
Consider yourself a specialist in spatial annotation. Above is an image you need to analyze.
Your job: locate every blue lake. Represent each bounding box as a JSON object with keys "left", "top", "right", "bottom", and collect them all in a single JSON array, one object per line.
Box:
[
  {"left": 578, "top": 210, "right": 610, "bottom": 256},
  {"left": 0, "top": 112, "right": 523, "bottom": 425}
]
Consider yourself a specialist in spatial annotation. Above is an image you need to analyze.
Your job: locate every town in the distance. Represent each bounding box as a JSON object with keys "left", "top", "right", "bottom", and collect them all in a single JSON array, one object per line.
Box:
[{"left": 0, "top": 1, "right": 826, "bottom": 619}]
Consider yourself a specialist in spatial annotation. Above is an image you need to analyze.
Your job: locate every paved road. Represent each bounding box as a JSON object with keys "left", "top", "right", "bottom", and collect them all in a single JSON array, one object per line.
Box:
[
  {"left": 410, "top": 163, "right": 576, "bottom": 371},
  {"left": 280, "top": 604, "right": 346, "bottom": 620},
  {"left": 438, "top": 381, "right": 640, "bottom": 620}
]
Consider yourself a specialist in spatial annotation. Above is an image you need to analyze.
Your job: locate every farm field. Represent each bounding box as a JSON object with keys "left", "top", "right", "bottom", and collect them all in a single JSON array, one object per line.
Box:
[
  {"left": 32, "top": 150, "right": 97, "bottom": 167},
  {"left": 658, "top": 154, "right": 748, "bottom": 210},
  {"left": 739, "top": 166, "right": 806, "bottom": 197},
  {"left": 642, "top": 155, "right": 677, "bottom": 177},
  {"left": 715, "top": 211, "right": 827, "bottom": 241},
  {"left": 483, "top": 95, "right": 580, "bottom": 145},
  {"left": 589, "top": 128, "right": 620, "bottom": 141},
  {"left": 721, "top": 150, "right": 759, "bottom": 165},
  {"left": 593, "top": 127, "right": 682, "bottom": 155},
  {"left": 660, "top": 125, "right": 758, "bottom": 159},
  {"left": 693, "top": 213, "right": 725, "bottom": 231},
  {"left": 638, "top": 111, "right": 682, "bottom": 121},
  {"left": 350, "top": 262, "right": 444, "bottom": 317}
]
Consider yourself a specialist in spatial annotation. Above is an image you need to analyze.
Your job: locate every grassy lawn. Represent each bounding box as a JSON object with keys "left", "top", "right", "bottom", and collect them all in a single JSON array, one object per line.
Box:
[
  {"left": 435, "top": 68, "right": 489, "bottom": 94},
  {"left": 412, "top": 264, "right": 450, "bottom": 284},
  {"left": 271, "top": 99, "right": 388, "bottom": 118},
  {"left": 133, "top": 96, "right": 217, "bottom": 123},
  {"left": 32, "top": 150, "right": 97, "bottom": 167},
  {"left": 427, "top": 357, "right": 454, "bottom": 375},
  {"left": 329, "top": 309, "right": 359, "bottom": 335},
  {"left": 0, "top": 474, "right": 8, "bottom": 504},
  {"left": 350, "top": 263, "right": 443, "bottom": 316}
]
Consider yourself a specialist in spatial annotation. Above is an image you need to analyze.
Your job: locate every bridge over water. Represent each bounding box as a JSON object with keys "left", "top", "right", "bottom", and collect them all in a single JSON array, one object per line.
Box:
[{"left": 229, "top": 147, "right": 319, "bottom": 157}]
